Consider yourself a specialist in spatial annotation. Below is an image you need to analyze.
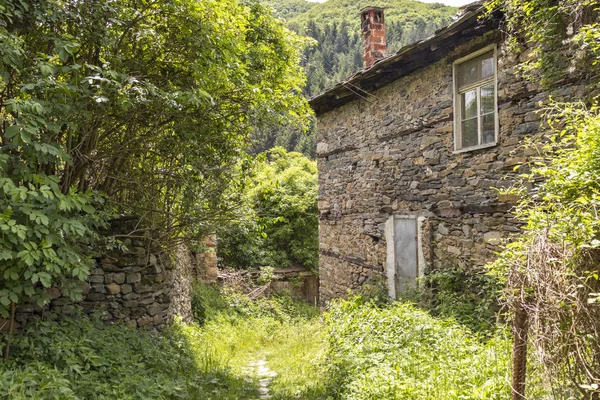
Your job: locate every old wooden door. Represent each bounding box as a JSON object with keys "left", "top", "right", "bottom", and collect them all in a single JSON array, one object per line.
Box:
[{"left": 385, "top": 215, "right": 419, "bottom": 298}]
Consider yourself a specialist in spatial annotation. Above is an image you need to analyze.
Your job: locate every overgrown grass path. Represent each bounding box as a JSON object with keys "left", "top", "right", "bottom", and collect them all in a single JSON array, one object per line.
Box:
[
  {"left": 244, "top": 359, "right": 276, "bottom": 399},
  {"left": 0, "top": 288, "right": 548, "bottom": 399},
  {"left": 191, "top": 289, "right": 549, "bottom": 399},
  {"left": 196, "top": 310, "right": 328, "bottom": 399}
]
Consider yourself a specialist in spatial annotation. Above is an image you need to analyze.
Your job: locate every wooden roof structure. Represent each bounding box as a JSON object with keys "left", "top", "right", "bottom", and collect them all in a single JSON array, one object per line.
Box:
[{"left": 308, "top": 2, "right": 502, "bottom": 115}]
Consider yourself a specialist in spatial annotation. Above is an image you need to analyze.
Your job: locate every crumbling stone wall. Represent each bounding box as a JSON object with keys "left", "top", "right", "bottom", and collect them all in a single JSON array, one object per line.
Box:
[
  {"left": 88, "top": 242, "right": 191, "bottom": 329},
  {"left": 316, "top": 34, "right": 588, "bottom": 301},
  {"left": 194, "top": 235, "right": 218, "bottom": 284},
  {"left": 14, "top": 220, "right": 200, "bottom": 330}
]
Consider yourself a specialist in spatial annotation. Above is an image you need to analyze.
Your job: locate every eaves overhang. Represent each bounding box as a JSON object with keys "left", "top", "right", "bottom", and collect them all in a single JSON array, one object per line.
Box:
[{"left": 308, "top": 3, "right": 502, "bottom": 115}]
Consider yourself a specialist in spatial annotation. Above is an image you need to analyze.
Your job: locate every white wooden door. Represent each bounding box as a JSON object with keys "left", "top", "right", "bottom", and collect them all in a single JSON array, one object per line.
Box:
[{"left": 385, "top": 215, "right": 419, "bottom": 298}]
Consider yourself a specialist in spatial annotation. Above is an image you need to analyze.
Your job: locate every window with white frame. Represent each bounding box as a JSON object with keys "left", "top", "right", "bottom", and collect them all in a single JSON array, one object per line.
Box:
[{"left": 453, "top": 46, "right": 498, "bottom": 151}]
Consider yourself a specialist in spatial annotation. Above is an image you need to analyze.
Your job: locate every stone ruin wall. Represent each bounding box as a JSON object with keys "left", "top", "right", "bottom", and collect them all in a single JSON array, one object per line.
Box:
[
  {"left": 193, "top": 235, "right": 219, "bottom": 284},
  {"left": 316, "top": 33, "right": 589, "bottom": 302},
  {"left": 13, "top": 222, "right": 219, "bottom": 330}
]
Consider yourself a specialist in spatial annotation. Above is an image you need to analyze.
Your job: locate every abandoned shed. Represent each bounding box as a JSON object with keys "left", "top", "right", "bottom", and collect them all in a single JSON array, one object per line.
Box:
[{"left": 309, "top": 3, "right": 589, "bottom": 302}]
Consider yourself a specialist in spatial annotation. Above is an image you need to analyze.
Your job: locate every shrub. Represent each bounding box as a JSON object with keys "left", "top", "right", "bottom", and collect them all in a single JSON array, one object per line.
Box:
[
  {"left": 491, "top": 104, "right": 600, "bottom": 395},
  {"left": 217, "top": 147, "right": 318, "bottom": 271},
  {"left": 420, "top": 267, "right": 502, "bottom": 336},
  {"left": 192, "top": 282, "right": 319, "bottom": 325},
  {"left": 485, "top": 0, "right": 600, "bottom": 394},
  {"left": 191, "top": 283, "right": 230, "bottom": 324},
  {"left": 323, "top": 296, "right": 546, "bottom": 400},
  {"left": 0, "top": 313, "right": 256, "bottom": 399}
]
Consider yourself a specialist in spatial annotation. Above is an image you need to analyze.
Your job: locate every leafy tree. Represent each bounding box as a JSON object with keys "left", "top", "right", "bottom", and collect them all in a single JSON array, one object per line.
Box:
[
  {"left": 268, "top": 0, "right": 317, "bottom": 20},
  {"left": 0, "top": 0, "right": 110, "bottom": 345},
  {"left": 218, "top": 148, "right": 318, "bottom": 271},
  {"left": 0, "top": 0, "right": 310, "bottom": 349},
  {"left": 3, "top": 0, "right": 310, "bottom": 235},
  {"left": 250, "top": 118, "right": 317, "bottom": 159}
]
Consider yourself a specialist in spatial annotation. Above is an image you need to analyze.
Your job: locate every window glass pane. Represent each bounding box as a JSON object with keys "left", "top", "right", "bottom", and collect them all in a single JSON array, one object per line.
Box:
[
  {"left": 457, "top": 50, "right": 494, "bottom": 89},
  {"left": 461, "top": 90, "right": 477, "bottom": 120},
  {"left": 480, "top": 83, "right": 495, "bottom": 114},
  {"left": 457, "top": 57, "right": 479, "bottom": 88},
  {"left": 482, "top": 113, "right": 495, "bottom": 144},
  {"left": 462, "top": 118, "right": 478, "bottom": 148},
  {"left": 481, "top": 52, "right": 494, "bottom": 79}
]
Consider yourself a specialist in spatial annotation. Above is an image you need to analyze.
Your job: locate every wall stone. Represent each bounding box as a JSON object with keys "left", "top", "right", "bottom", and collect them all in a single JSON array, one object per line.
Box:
[
  {"left": 315, "top": 34, "right": 588, "bottom": 302},
  {"left": 169, "top": 246, "right": 195, "bottom": 323},
  {"left": 194, "top": 235, "right": 219, "bottom": 284},
  {"left": 13, "top": 220, "right": 206, "bottom": 329}
]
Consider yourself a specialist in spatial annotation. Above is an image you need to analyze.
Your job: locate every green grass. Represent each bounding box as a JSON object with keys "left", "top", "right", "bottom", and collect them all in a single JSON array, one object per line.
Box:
[
  {"left": 0, "top": 314, "right": 257, "bottom": 399},
  {"left": 324, "top": 298, "right": 512, "bottom": 399},
  {"left": 1, "top": 285, "right": 549, "bottom": 399},
  {"left": 194, "top": 312, "right": 328, "bottom": 399},
  {"left": 189, "top": 285, "right": 548, "bottom": 399},
  {"left": 190, "top": 283, "right": 328, "bottom": 398}
]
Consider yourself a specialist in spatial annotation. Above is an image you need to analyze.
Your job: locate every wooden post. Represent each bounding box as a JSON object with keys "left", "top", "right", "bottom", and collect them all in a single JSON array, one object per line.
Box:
[{"left": 512, "top": 302, "right": 529, "bottom": 400}]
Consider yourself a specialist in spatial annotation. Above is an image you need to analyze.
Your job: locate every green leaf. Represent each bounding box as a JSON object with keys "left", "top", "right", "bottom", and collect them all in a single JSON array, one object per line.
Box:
[
  {"left": 4, "top": 125, "right": 20, "bottom": 139},
  {"left": 0, "top": 250, "right": 13, "bottom": 260},
  {"left": 38, "top": 272, "right": 52, "bottom": 288}
]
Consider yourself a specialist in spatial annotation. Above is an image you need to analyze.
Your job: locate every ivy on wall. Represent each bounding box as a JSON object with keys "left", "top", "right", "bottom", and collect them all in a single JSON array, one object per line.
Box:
[{"left": 487, "top": 0, "right": 600, "bottom": 394}]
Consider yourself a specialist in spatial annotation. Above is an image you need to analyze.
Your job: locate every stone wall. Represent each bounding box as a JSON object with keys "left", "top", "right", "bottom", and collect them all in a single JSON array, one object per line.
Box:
[
  {"left": 13, "top": 220, "right": 209, "bottom": 330},
  {"left": 316, "top": 33, "right": 588, "bottom": 301},
  {"left": 271, "top": 266, "right": 320, "bottom": 305},
  {"left": 194, "top": 235, "right": 219, "bottom": 284}
]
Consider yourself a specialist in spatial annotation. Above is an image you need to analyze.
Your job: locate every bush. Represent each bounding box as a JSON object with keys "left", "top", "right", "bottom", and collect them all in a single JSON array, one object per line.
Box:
[
  {"left": 353, "top": 267, "right": 501, "bottom": 337},
  {"left": 419, "top": 267, "right": 501, "bottom": 336},
  {"left": 491, "top": 104, "right": 600, "bottom": 395},
  {"left": 217, "top": 147, "right": 318, "bottom": 271},
  {"left": 0, "top": 313, "right": 255, "bottom": 399},
  {"left": 191, "top": 283, "right": 231, "bottom": 324},
  {"left": 192, "top": 283, "right": 319, "bottom": 325},
  {"left": 323, "top": 296, "right": 546, "bottom": 400}
]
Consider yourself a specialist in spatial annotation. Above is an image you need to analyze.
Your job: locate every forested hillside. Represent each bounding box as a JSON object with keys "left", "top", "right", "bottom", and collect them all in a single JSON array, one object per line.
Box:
[
  {"left": 253, "top": 0, "right": 458, "bottom": 156},
  {"left": 271, "top": 0, "right": 458, "bottom": 97}
]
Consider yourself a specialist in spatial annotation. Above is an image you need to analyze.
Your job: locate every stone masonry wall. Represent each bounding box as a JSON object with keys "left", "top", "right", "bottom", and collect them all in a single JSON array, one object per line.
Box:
[
  {"left": 14, "top": 221, "right": 200, "bottom": 330},
  {"left": 316, "top": 33, "right": 588, "bottom": 302},
  {"left": 194, "top": 235, "right": 219, "bottom": 284}
]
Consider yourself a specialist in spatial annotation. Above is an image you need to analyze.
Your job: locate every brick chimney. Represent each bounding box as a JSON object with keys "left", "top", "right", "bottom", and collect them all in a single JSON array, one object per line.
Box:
[{"left": 360, "top": 6, "right": 386, "bottom": 69}]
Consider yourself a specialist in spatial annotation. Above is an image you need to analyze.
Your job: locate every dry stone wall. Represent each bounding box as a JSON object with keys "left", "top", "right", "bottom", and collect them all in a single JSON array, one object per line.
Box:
[
  {"left": 194, "top": 235, "right": 219, "bottom": 284},
  {"left": 13, "top": 220, "right": 215, "bottom": 330},
  {"left": 316, "top": 33, "right": 588, "bottom": 302}
]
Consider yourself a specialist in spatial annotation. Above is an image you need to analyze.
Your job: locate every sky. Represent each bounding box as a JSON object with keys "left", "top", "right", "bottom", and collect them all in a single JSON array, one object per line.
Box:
[{"left": 306, "top": 0, "right": 471, "bottom": 6}]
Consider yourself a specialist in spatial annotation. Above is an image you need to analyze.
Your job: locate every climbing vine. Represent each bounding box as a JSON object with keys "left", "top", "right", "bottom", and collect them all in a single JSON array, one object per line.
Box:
[
  {"left": 488, "top": 0, "right": 599, "bottom": 87},
  {"left": 487, "top": 0, "right": 600, "bottom": 395}
]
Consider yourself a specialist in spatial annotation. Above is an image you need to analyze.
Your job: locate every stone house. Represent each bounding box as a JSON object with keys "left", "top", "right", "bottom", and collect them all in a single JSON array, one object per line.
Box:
[{"left": 310, "top": 4, "right": 589, "bottom": 301}]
